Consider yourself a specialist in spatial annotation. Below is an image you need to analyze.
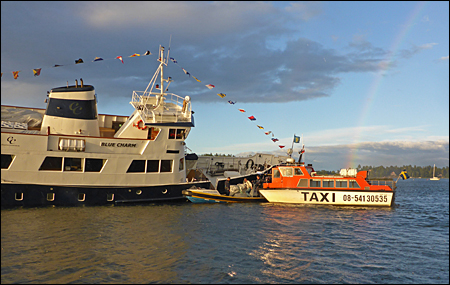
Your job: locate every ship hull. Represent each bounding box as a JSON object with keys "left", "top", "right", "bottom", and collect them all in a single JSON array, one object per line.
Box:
[{"left": 1, "top": 181, "right": 212, "bottom": 208}]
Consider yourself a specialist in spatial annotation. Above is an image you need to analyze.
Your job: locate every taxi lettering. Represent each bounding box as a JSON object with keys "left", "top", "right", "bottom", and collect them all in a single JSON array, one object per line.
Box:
[{"left": 301, "top": 192, "right": 336, "bottom": 202}]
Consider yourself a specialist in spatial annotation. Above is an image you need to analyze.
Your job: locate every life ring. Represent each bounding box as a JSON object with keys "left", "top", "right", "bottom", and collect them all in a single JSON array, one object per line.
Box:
[
  {"left": 133, "top": 119, "right": 147, "bottom": 130},
  {"left": 245, "top": 159, "right": 254, "bottom": 170}
]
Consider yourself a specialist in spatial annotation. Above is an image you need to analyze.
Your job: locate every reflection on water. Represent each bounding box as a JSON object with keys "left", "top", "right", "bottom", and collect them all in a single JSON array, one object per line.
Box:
[{"left": 2, "top": 179, "right": 449, "bottom": 283}]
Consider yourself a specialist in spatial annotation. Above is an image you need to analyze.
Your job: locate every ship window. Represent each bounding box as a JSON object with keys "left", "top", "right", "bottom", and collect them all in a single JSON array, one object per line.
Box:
[
  {"left": 349, "top": 180, "right": 359, "bottom": 188},
  {"left": 85, "top": 158, "right": 105, "bottom": 172},
  {"left": 147, "top": 160, "right": 159, "bottom": 172},
  {"left": 279, "top": 167, "right": 293, "bottom": 177},
  {"left": 46, "top": 98, "right": 97, "bottom": 119},
  {"left": 323, "top": 180, "right": 334, "bottom": 188},
  {"left": 176, "top": 129, "right": 185, "bottom": 139},
  {"left": 15, "top": 192, "right": 23, "bottom": 201},
  {"left": 39, "top": 157, "right": 62, "bottom": 171},
  {"left": 310, "top": 179, "right": 321, "bottom": 187},
  {"left": 1, "top": 154, "right": 14, "bottom": 169},
  {"left": 294, "top": 168, "right": 303, "bottom": 176},
  {"left": 160, "top": 160, "right": 173, "bottom": 172},
  {"left": 127, "top": 160, "right": 145, "bottom": 173},
  {"left": 273, "top": 169, "right": 280, "bottom": 178},
  {"left": 167, "top": 150, "right": 179, "bottom": 154},
  {"left": 168, "top": 129, "right": 176, "bottom": 139},
  {"left": 107, "top": 193, "right": 114, "bottom": 201},
  {"left": 179, "top": 158, "right": 184, "bottom": 171},
  {"left": 336, "top": 180, "right": 348, "bottom": 188},
  {"left": 47, "top": 193, "right": 55, "bottom": 201},
  {"left": 148, "top": 127, "right": 161, "bottom": 140},
  {"left": 64, "top": 157, "right": 82, "bottom": 171},
  {"left": 78, "top": 193, "right": 85, "bottom": 201},
  {"left": 297, "top": 179, "right": 308, "bottom": 187}
]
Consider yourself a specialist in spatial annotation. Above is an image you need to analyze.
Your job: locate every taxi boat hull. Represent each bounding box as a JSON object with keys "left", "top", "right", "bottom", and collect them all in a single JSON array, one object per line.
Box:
[{"left": 259, "top": 189, "right": 394, "bottom": 207}]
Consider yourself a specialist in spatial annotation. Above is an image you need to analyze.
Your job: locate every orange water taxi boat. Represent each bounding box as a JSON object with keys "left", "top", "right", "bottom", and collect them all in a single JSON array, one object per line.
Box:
[{"left": 259, "top": 158, "right": 396, "bottom": 207}]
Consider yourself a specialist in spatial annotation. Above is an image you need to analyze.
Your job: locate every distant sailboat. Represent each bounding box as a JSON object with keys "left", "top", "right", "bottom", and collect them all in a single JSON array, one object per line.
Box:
[{"left": 430, "top": 164, "right": 440, "bottom": 181}]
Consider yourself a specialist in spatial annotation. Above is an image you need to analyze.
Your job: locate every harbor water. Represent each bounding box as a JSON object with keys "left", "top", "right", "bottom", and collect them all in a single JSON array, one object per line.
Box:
[{"left": 1, "top": 179, "right": 448, "bottom": 284}]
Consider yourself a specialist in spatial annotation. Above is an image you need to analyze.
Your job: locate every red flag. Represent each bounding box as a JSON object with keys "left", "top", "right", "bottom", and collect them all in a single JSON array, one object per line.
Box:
[
  {"left": 279, "top": 145, "right": 285, "bottom": 149},
  {"left": 33, "top": 68, "right": 41, "bottom": 77},
  {"left": 116, "top": 56, "right": 124, "bottom": 64},
  {"left": 238, "top": 109, "right": 246, "bottom": 113},
  {"left": 248, "top": 116, "right": 256, "bottom": 121}
]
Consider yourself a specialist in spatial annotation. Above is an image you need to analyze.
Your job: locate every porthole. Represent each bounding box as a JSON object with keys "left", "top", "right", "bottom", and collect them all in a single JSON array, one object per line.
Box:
[
  {"left": 15, "top": 192, "right": 23, "bottom": 201},
  {"left": 107, "top": 193, "right": 114, "bottom": 201},
  {"left": 136, "top": 190, "right": 142, "bottom": 195},
  {"left": 47, "top": 193, "right": 55, "bottom": 201},
  {"left": 78, "top": 193, "right": 85, "bottom": 201}
]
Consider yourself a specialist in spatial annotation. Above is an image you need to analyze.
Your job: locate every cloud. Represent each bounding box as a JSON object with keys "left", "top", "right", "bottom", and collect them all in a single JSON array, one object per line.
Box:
[
  {"left": 440, "top": 55, "right": 449, "bottom": 61},
  {"left": 399, "top": 42, "right": 438, "bottom": 59}
]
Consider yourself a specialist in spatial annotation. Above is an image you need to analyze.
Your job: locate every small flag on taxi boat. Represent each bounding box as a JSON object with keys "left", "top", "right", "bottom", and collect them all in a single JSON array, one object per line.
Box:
[
  {"left": 400, "top": 170, "right": 410, "bottom": 180},
  {"left": 217, "top": 93, "right": 226, "bottom": 98},
  {"left": 33, "top": 68, "right": 41, "bottom": 77},
  {"left": 248, "top": 116, "right": 256, "bottom": 121},
  {"left": 257, "top": 125, "right": 264, "bottom": 129},
  {"left": 116, "top": 56, "right": 124, "bottom": 64},
  {"left": 75, "top": 58, "right": 84, "bottom": 64},
  {"left": 206, "top": 84, "right": 215, "bottom": 89},
  {"left": 293, "top": 135, "right": 300, "bottom": 143}
]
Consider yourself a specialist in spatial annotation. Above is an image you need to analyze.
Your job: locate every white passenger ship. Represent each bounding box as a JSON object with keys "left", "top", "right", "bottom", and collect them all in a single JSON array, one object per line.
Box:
[{"left": 1, "top": 45, "right": 212, "bottom": 207}]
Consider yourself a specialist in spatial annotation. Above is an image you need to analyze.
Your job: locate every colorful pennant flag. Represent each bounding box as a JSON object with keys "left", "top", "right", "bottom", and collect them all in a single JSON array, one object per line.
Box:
[
  {"left": 279, "top": 145, "right": 285, "bottom": 149},
  {"left": 143, "top": 51, "right": 151, "bottom": 55},
  {"left": 265, "top": 131, "right": 272, "bottom": 135},
  {"left": 116, "top": 56, "right": 124, "bottom": 64},
  {"left": 238, "top": 109, "right": 246, "bottom": 113},
  {"left": 93, "top": 57, "right": 104, "bottom": 62},
  {"left": 129, "top": 53, "right": 140, "bottom": 57},
  {"left": 206, "top": 84, "right": 215, "bottom": 89},
  {"left": 271, "top": 138, "right": 279, "bottom": 142},
  {"left": 33, "top": 68, "right": 41, "bottom": 77},
  {"left": 217, "top": 93, "right": 226, "bottom": 98},
  {"left": 170, "top": 57, "right": 177, "bottom": 63},
  {"left": 293, "top": 135, "right": 300, "bottom": 143},
  {"left": 181, "top": 68, "right": 190, "bottom": 76},
  {"left": 53, "top": 64, "right": 62, "bottom": 67},
  {"left": 12, "top": 71, "right": 20, "bottom": 79},
  {"left": 257, "top": 125, "right": 264, "bottom": 129},
  {"left": 400, "top": 170, "right": 410, "bottom": 180},
  {"left": 75, "top": 58, "right": 84, "bottom": 64},
  {"left": 192, "top": 76, "right": 201, "bottom": 82},
  {"left": 248, "top": 116, "right": 256, "bottom": 121},
  {"left": 227, "top": 101, "right": 235, "bottom": 104}
]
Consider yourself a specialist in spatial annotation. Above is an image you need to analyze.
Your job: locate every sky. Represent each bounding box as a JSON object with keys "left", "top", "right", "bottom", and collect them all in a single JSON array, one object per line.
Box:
[{"left": 1, "top": 1, "right": 449, "bottom": 171}]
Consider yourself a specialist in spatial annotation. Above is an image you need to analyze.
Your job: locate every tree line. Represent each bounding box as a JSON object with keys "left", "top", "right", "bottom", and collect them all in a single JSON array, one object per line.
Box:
[{"left": 316, "top": 165, "right": 449, "bottom": 178}]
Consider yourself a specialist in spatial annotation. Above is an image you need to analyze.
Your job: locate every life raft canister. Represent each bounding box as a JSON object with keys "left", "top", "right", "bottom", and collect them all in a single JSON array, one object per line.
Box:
[{"left": 133, "top": 119, "right": 148, "bottom": 130}]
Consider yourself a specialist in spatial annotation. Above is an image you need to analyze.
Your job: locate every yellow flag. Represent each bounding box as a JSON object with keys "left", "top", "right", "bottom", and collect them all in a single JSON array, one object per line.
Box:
[{"left": 217, "top": 93, "right": 226, "bottom": 98}]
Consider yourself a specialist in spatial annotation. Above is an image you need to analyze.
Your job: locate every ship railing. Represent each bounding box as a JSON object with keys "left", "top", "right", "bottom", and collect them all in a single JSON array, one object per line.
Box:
[
  {"left": 367, "top": 179, "right": 397, "bottom": 190},
  {"left": 131, "top": 91, "right": 191, "bottom": 124}
]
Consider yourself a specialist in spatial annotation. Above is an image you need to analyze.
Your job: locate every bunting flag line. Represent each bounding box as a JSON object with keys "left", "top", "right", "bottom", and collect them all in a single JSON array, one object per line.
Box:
[
  {"left": 53, "top": 64, "right": 62, "bottom": 67},
  {"left": 93, "top": 57, "right": 104, "bottom": 62},
  {"left": 272, "top": 138, "right": 279, "bottom": 142},
  {"left": 116, "top": 56, "right": 124, "bottom": 64},
  {"left": 33, "top": 68, "right": 41, "bottom": 77},
  {"left": 217, "top": 93, "right": 226, "bottom": 98},
  {"left": 129, "top": 53, "right": 140, "bottom": 57},
  {"left": 12, "top": 71, "right": 20, "bottom": 79},
  {"left": 227, "top": 100, "right": 235, "bottom": 104},
  {"left": 279, "top": 145, "right": 285, "bottom": 149},
  {"left": 143, "top": 51, "right": 151, "bottom": 56},
  {"left": 238, "top": 109, "right": 246, "bottom": 113},
  {"left": 75, "top": 58, "right": 84, "bottom": 64},
  {"left": 257, "top": 125, "right": 264, "bottom": 129},
  {"left": 170, "top": 57, "right": 177, "bottom": 63},
  {"left": 181, "top": 68, "right": 190, "bottom": 76},
  {"left": 206, "top": 84, "right": 215, "bottom": 89},
  {"left": 192, "top": 76, "right": 201, "bottom": 82},
  {"left": 248, "top": 116, "right": 256, "bottom": 121},
  {"left": 265, "top": 131, "right": 272, "bottom": 135}
]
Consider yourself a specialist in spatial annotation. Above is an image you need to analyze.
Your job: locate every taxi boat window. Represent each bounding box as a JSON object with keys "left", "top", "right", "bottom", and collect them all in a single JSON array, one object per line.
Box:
[
  {"left": 279, "top": 167, "right": 293, "bottom": 177},
  {"left": 322, "top": 179, "right": 334, "bottom": 188},
  {"left": 273, "top": 168, "right": 280, "bottom": 178},
  {"left": 349, "top": 180, "right": 359, "bottom": 188},
  {"left": 294, "top": 168, "right": 303, "bottom": 176},
  {"left": 336, "top": 180, "right": 348, "bottom": 188},
  {"left": 297, "top": 179, "right": 308, "bottom": 187},
  {"left": 310, "top": 179, "right": 321, "bottom": 187}
]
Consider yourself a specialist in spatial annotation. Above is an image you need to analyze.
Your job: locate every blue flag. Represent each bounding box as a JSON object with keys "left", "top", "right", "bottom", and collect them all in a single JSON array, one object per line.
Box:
[
  {"left": 293, "top": 135, "right": 300, "bottom": 143},
  {"left": 400, "top": 170, "right": 410, "bottom": 180}
]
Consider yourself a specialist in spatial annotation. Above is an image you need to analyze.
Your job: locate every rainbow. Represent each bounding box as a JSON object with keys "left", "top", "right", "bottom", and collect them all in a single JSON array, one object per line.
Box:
[{"left": 346, "top": 1, "right": 427, "bottom": 168}]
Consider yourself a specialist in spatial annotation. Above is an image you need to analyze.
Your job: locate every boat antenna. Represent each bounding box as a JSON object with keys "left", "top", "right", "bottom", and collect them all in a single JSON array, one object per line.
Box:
[{"left": 167, "top": 34, "right": 172, "bottom": 63}]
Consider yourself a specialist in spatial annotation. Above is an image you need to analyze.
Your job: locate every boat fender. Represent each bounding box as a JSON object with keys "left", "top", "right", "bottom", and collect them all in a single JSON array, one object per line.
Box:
[
  {"left": 133, "top": 119, "right": 148, "bottom": 130},
  {"left": 246, "top": 159, "right": 254, "bottom": 170}
]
